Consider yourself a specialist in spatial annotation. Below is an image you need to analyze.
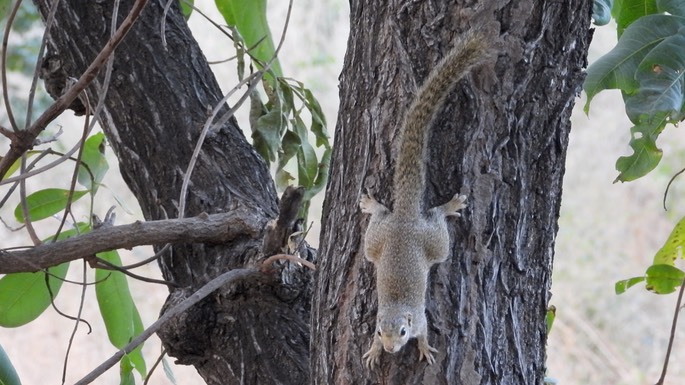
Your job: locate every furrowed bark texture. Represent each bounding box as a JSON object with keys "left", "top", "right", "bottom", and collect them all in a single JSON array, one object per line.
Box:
[
  {"left": 312, "top": 1, "right": 591, "bottom": 384},
  {"left": 33, "top": 1, "right": 312, "bottom": 384}
]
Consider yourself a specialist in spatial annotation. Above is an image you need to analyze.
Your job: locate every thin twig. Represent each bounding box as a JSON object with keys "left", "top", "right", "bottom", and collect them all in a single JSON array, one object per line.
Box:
[
  {"left": 142, "top": 349, "right": 167, "bottom": 385},
  {"left": 25, "top": 0, "right": 61, "bottom": 129},
  {"left": 261, "top": 253, "right": 316, "bottom": 272},
  {"left": 19, "top": 155, "right": 41, "bottom": 245},
  {"left": 160, "top": 0, "right": 174, "bottom": 48},
  {"left": 662, "top": 166, "right": 685, "bottom": 211},
  {"left": 0, "top": 124, "right": 13, "bottom": 138},
  {"left": 0, "top": 0, "right": 149, "bottom": 179},
  {"left": 117, "top": 243, "right": 170, "bottom": 270},
  {"left": 1, "top": 0, "right": 23, "bottom": 133},
  {"left": 52, "top": 90, "right": 91, "bottom": 242},
  {"left": 655, "top": 275, "right": 685, "bottom": 385},
  {"left": 62, "top": 260, "right": 91, "bottom": 385},
  {"left": 74, "top": 267, "right": 259, "bottom": 384},
  {"left": 0, "top": 149, "right": 91, "bottom": 207},
  {"left": 0, "top": 140, "right": 87, "bottom": 186},
  {"left": 92, "top": 256, "right": 176, "bottom": 287}
]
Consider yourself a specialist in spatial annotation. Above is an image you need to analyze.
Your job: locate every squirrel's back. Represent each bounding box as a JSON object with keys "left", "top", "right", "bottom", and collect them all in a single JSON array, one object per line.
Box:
[{"left": 392, "top": 33, "right": 489, "bottom": 216}]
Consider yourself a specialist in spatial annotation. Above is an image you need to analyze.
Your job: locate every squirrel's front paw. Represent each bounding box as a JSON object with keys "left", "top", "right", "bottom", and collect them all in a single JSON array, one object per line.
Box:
[
  {"left": 363, "top": 343, "right": 382, "bottom": 368},
  {"left": 417, "top": 339, "right": 438, "bottom": 365},
  {"left": 442, "top": 194, "right": 468, "bottom": 217}
]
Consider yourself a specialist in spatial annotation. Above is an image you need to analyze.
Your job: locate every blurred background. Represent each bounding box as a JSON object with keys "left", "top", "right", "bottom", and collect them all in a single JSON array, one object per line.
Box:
[{"left": 1, "top": 1, "right": 684, "bottom": 384}]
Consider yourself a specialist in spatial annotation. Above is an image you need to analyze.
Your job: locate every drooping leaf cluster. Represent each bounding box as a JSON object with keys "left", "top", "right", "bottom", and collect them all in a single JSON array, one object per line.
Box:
[
  {"left": 214, "top": 0, "right": 331, "bottom": 218},
  {"left": 589, "top": 1, "right": 685, "bottom": 295},
  {"left": 586, "top": 0, "right": 685, "bottom": 182}
]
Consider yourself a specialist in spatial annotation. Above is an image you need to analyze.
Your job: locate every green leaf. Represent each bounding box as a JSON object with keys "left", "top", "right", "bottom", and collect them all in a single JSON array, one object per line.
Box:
[
  {"left": 612, "top": 0, "right": 658, "bottom": 37},
  {"left": 625, "top": 28, "right": 685, "bottom": 123},
  {"left": 96, "top": 250, "right": 146, "bottom": 378},
  {"left": 275, "top": 130, "right": 301, "bottom": 189},
  {"left": 645, "top": 264, "right": 685, "bottom": 294},
  {"left": 653, "top": 215, "right": 685, "bottom": 264},
  {"left": 253, "top": 108, "right": 286, "bottom": 162},
  {"left": 0, "top": 263, "right": 70, "bottom": 327},
  {"left": 0, "top": 0, "right": 10, "bottom": 21},
  {"left": 1, "top": 152, "right": 38, "bottom": 181},
  {"left": 657, "top": 0, "right": 685, "bottom": 16},
  {"left": 0, "top": 223, "right": 88, "bottom": 327},
  {"left": 162, "top": 357, "right": 177, "bottom": 385},
  {"left": 293, "top": 116, "right": 318, "bottom": 188},
  {"left": 614, "top": 116, "right": 665, "bottom": 182},
  {"left": 214, "top": 0, "right": 282, "bottom": 81},
  {"left": 304, "top": 147, "right": 332, "bottom": 201},
  {"left": 179, "top": 0, "right": 194, "bottom": 19},
  {"left": 0, "top": 344, "right": 22, "bottom": 385},
  {"left": 13, "top": 188, "right": 88, "bottom": 223},
  {"left": 119, "top": 355, "right": 135, "bottom": 385},
  {"left": 583, "top": 14, "right": 685, "bottom": 111},
  {"left": 593, "top": 0, "right": 614, "bottom": 25},
  {"left": 615, "top": 276, "right": 646, "bottom": 294},
  {"left": 303, "top": 88, "right": 329, "bottom": 148},
  {"left": 77, "top": 133, "right": 109, "bottom": 192},
  {"left": 0, "top": 222, "right": 90, "bottom": 327},
  {"left": 545, "top": 305, "right": 556, "bottom": 335}
]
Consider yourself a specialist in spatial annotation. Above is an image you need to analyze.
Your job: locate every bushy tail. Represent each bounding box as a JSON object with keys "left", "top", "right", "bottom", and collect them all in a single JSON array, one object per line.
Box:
[{"left": 392, "top": 32, "right": 490, "bottom": 216}]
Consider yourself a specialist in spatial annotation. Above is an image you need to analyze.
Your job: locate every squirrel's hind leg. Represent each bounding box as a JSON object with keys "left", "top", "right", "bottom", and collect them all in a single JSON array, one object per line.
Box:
[
  {"left": 360, "top": 193, "right": 390, "bottom": 264},
  {"left": 437, "top": 194, "right": 467, "bottom": 217}
]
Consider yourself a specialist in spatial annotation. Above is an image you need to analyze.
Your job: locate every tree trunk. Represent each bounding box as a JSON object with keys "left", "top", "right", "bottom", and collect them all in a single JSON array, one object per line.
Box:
[
  {"left": 33, "top": 1, "right": 312, "bottom": 384},
  {"left": 33, "top": 0, "right": 593, "bottom": 384},
  {"left": 311, "top": 1, "right": 591, "bottom": 384}
]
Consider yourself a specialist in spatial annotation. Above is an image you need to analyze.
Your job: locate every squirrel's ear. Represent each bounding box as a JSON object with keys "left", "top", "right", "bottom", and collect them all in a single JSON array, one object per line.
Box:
[{"left": 406, "top": 312, "right": 412, "bottom": 326}]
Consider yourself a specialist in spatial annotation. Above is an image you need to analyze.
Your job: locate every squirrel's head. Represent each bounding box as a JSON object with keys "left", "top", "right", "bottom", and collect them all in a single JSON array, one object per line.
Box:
[{"left": 377, "top": 312, "right": 412, "bottom": 353}]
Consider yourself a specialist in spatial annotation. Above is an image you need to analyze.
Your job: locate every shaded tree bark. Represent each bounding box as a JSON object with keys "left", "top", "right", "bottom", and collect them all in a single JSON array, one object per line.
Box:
[{"left": 311, "top": 1, "right": 591, "bottom": 384}]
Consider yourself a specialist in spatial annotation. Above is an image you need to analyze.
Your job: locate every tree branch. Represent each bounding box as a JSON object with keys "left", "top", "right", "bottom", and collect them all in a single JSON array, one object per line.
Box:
[
  {"left": 75, "top": 266, "right": 259, "bottom": 385},
  {"left": 0, "top": 208, "right": 263, "bottom": 274},
  {"left": 0, "top": 0, "right": 149, "bottom": 180}
]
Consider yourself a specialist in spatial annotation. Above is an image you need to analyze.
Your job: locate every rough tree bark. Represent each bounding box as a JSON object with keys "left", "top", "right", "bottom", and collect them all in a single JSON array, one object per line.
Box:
[
  {"left": 33, "top": 1, "right": 312, "bottom": 384},
  {"left": 31, "top": 0, "right": 593, "bottom": 384},
  {"left": 311, "top": 1, "right": 591, "bottom": 384}
]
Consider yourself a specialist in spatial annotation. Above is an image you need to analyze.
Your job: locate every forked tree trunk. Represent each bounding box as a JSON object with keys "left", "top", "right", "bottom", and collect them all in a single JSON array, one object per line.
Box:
[
  {"left": 33, "top": 1, "right": 311, "bottom": 384},
  {"left": 311, "top": 1, "right": 591, "bottom": 384},
  {"left": 33, "top": 0, "right": 592, "bottom": 384}
]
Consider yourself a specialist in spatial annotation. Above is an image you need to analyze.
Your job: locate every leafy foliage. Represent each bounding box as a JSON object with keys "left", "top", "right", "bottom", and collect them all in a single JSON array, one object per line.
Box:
[
  {"left": 215, "top": 0, "right": 331, "bottom": 217},
  {"left": 590, "top": 1, "right": 685, "bottom": 296},
  {"left": 616, "top": 216, "right": 685, "bottom": 294},
  {"left": 586, "top": 2, "right": 685, "bottom": 182}
]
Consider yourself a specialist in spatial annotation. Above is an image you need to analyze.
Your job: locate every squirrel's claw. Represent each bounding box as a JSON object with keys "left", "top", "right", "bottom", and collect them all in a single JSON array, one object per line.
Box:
[
  {"left": 363, "top": 345, "right": 382, "bottom": 369},
  {"left": 418, "top": 340, "right": 438, "bottom": 365}
]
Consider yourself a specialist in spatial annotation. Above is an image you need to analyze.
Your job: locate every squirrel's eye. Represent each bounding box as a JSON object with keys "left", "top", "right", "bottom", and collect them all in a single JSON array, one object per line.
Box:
[
  {"left": 400, "top": 327, "right": 406, "bottom": 337},
  {"left": 377, "top": 330, "right": 382, "bottom": 337}
]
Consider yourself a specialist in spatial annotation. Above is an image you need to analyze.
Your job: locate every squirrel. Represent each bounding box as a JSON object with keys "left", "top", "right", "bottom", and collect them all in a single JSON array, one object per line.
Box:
[{"left": 360, "top": 32, "right": 490, "bottom": 368}]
